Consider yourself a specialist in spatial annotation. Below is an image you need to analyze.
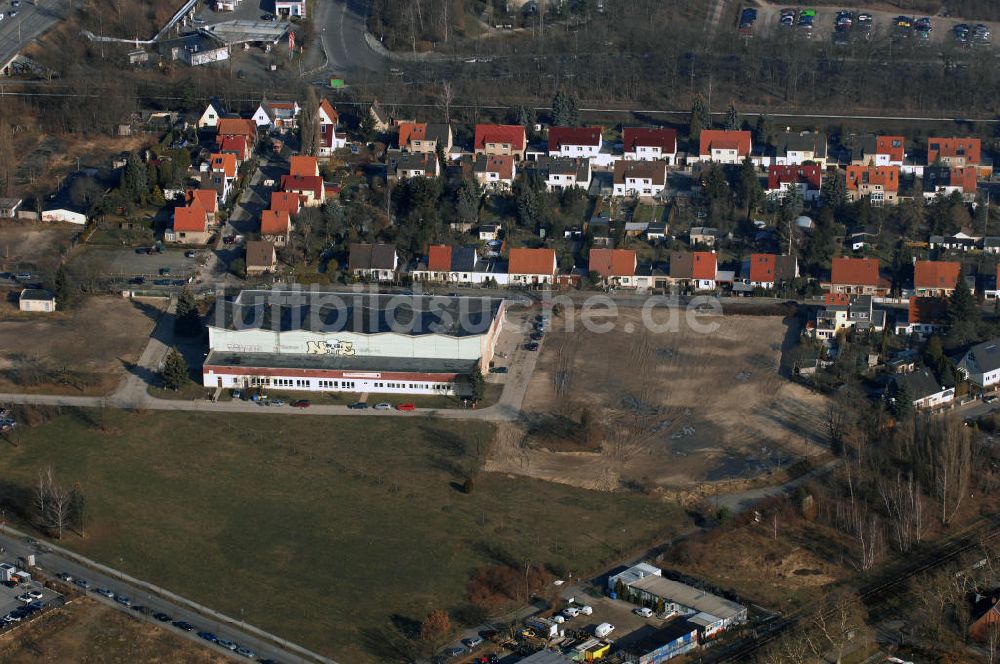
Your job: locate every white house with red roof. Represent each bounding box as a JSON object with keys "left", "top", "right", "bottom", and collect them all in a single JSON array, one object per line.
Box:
[
  {"left": 742, "top": 254, "right": 799, "bottom": 289},
  {"left": 318, "top": 99, "right": 347, "bottom": 157},
  {"left": 548, "top": 126, "right": 604, "bottom": 162},
  {"left": 695, "top": 130, "right": 752, "bottom": 164},
  {"left": 766, "top": 165, "right": 822, "bottom": 202},
  {"left": 622, "top": 127, "right": 678, "bottom": 164}
]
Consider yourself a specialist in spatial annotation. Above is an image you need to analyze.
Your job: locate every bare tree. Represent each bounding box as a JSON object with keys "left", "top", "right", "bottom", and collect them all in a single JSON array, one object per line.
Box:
[
  {"left": 802, "top": 590, "right": 868, "bottom": 664},
  {"left": 299, "top": 87, "right": 321, "bottom": 157},
  {"left": 438, "top": 80, "right": 455, "bottom": 124},
  {"left": 878, "top": 471, "right": 925, "bottom": 553},
  {"left": 33, "top": 466, "right": 73, "bottom": 539}
]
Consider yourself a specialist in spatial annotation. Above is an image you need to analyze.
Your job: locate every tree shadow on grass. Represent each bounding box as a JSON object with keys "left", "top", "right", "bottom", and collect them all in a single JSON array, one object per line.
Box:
[{"left": 359, "top": 621, "right": 419, "bottom": 663}]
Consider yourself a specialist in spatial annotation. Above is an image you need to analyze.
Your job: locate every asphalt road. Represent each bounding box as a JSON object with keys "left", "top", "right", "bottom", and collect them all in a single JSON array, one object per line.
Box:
[
  {"left": 0, "top": 527, "right": 332, "bottom": 663},
  {"left": 312, "top": 0, "right": 384, "bottom": 75},
  {"left": 0, "top": 0, "right": 69, "bottom": 72}
]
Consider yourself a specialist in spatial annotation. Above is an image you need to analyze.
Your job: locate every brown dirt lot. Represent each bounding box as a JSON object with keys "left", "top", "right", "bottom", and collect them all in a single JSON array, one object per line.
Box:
[
  {"left": 0, "top": 296, "right": 162, "bottom": 395},
  {"left": 488, "top": 312, "right": 831, "bottom": 491},
  {"left": 0, "top": 225, "right": 80, "bottom": 275},
  {"left": 0, "top": 597, "right": 224, "bottom": 663}
]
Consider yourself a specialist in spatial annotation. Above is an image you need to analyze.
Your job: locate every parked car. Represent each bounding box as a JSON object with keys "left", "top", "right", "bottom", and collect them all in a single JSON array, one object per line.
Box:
[
  {"left": 579, "top": 605, "right": 593, "bottom": 615},
  {"left": 15, "top": 593, "right": 32, "bottom": 603},
  {"left": 216, "top": 639, "right": 238, "bottom": 650},
  {"left": 132, "top": 605, "right": 154, "bottom": 615},
  {"left": 184, "top": 250, "right": 197, "bottom": 258},
  {"left": 158, "top": 267, "right": 171, "bottom": 276},
  {"left": 95, "top": 588, "right": 115, "bottom": 599},
  {"left": 268, "top": 399, "right": 286, "bottom": 407},
  {"left": 153, "top": 612, "right": 172, "bottom": 622},
  {"left": 291, "top": 399, "right": 311, "bottom": 408},
  {"left": 634, "top": 607, "right": 654, "bottom": 618},
  {"left": 27, "top": 590, "right": 43, "bottom": 601},
  {"left": 463, "top": 636, "right": 484, "bottom": 649},
  {"left": 348, "top": 402, "right": 368, "bottom": 410},
  {"left": 114, "top": 595, "right": 131, "bottom": 607},
  {"left": 172, "top": 620, "right": 196, "bottom": 631},
  {"left": 443, "top": 646, "right": 466, "bottom": 658},
  {"left": 373, "top": 402, "right": 391, "bottom": 410},
  {"left": 530, "top": 332, "right": 544, "bottom": 341},
  {"left": 235, "top": 646, "right": 257, "bottom": 658},
  {"left": 135, "top": 247, "right": 149, "bottom": 254},
  {"left": 128, "top": 277, "right": 145, "bottom": 285},
  {"left": 489, "top": 366, "right": 508, "bottom": 374},
  {"left": 55, "top": 572, "right": 72, "bottom": 582},
  {"left": 396, "top": 403, "right": 416, "bottom": 411},
  {"left": 524, "top": 343, "right": 539, "bottom": 351},
  {"left": 73, "top": 578, "right": 90, "bottom": 589},
  {"left": 595, "top": 622, "right": 615, "bottom": 638},
  {"left": 197, "top": 631, "right": 218, "bottom": 642}
]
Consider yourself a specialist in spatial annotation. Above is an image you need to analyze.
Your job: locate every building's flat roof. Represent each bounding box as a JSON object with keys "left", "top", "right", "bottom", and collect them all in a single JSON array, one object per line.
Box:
[
  {"left": 199, "top": 20, "right": 288, "bottom": 45},
  {"left": 630, "top": 575, "right": 745, "bottom": 620},
  {"left": 205, "top": 351, "right": 477, "bottom": 375},
  {"left": 214, "top": 291, "right": 504, "bottom": 337}
]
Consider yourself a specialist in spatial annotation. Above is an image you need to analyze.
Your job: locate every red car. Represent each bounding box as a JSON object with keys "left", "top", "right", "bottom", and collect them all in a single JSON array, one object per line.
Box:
[
  {"left": 395, "top": 403, "right": 416, "bottom": 411},
  {"left": 291, "top": 400, "right": 311, "bottom": 408}
]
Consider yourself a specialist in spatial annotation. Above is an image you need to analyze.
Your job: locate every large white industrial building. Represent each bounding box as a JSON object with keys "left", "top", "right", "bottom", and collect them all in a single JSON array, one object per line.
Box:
[{"left": 203, "top": 290, "right": 506, "bottom": 396}]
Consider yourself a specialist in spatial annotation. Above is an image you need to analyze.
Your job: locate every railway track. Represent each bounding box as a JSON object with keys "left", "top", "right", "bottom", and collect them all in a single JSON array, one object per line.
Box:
[{"left": 709, "top": 516, "right": 1000, "bottom": 663}]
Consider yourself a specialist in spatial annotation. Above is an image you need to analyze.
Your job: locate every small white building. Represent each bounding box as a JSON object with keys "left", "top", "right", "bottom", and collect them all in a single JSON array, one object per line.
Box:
[{"left": 18, "top": 289, "right": 56, "bottom": 313}]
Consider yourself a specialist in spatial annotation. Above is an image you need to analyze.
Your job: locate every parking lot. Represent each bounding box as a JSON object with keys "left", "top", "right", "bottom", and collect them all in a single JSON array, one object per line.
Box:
[
  {"left": 746, "top": 3, "right": 1000, "bottom": 49},
  {"left": 192, "top": 0, "right": 288, "bottom": 28},
  {"left": 0, "top": 560, "right": 63, "bottom": 629},
  {"left": 74, "top": 246, "right": 201, "bottom": 282}
]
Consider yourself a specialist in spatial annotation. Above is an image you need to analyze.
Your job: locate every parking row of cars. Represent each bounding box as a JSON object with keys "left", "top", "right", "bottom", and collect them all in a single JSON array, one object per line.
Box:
[
  {"left": 61, "top": 574, "right": 276, "bottom": 661},
  {"left": 955, "top": 22, "right": 991, "bottom": 45}
]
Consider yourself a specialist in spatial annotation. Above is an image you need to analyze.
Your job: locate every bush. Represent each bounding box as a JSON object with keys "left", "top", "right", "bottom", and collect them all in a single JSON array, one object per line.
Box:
[{"left": 462, "top": 477, "right": 475, "bottom": 494}]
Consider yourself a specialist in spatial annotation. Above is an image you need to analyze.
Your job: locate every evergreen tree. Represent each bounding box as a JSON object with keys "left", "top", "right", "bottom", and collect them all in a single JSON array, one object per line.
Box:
[
  {"left": 754, "top": 113, "right": 773, "bottom": 146},
  {"left": 820, "top": 169, "right": 847, "bottom": 210},
  {"left": 174, "top": 288, "right": 202, "bottom": 337},
  {"left": 947, "top": 274, "right": 979, "bottom": 344},
  {"left": 890, "top": 380, "right": 914, "bottom": 421},
  {"left": 509, "top": 104, "right": 536, "bottom": 128},
  {"left": 551, "top": 90, "right": 579, "bottom": 126},
  {"left": 52, "top": 265, "right": 76, "bottom": 308},
  {"left": 456, "top": 177, "right": 482, "bottom": 226},
  {"left": 161, "top": 348, "right": 189, "bottom": 391},
  {"left": 514, "top": 177, "right": 541, "bottom": 228},
  {"left": 359, "top": 111, "right": 377, "bottom": 143},
  {"left": 735, "top": 157, "right": 762, "bottom": 212},
  {"left": 470, "top": 366, "right": 486, "bottom": 402},
  {"left": 121, "top": 152, "right": 148, "bottom": 204},
  {"left": 724, "top": 101, "right": 739, "bottom": 131},
  {"left": 689, "top": 97, "right": 708, "bottom": 144}
]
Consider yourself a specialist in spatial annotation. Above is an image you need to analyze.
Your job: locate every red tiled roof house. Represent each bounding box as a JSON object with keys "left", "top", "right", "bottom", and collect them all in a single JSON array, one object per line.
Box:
[
  {"left": 474, "top": 124, "right": 527, "bottom": 160},
  {"left": 508, "top": 247, "right": 557, "bottom": 285},
  {"left": 826, "top": 257, "right": 888, "bottom": 296},
  {"left": 588, "top": 248, "right": 637, "bottom": 288},
  {"left": 623, "top": 127, "right": 677, "bottom": 164}
]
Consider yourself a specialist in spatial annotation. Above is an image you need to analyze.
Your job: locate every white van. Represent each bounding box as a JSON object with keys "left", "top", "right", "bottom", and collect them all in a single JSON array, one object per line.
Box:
[{"left": 595, "top": 622, "right": 615, "bottom": 638}]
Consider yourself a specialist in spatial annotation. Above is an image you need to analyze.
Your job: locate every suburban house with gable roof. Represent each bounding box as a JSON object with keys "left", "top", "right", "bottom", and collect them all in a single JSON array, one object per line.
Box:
[
  {"left": 888, "top": 368, "right": 955, "bottom": 410},
  {"left": 669, "top": 251, "right": 718, "bottom": 290},
  {"left": 218, "top": 135, "right": 252, "bottom": 163},
  {"left": 850, "top": 134, "right": 905, "bottom": 167},
  {"left": 548, "top": 126, "right": 603, "bottom": 158},
  {"left": 588, "top": 248, "right": 637, "bottom": 288},
  {"left": 318, "top": 98, "right": 347, "bottom": 156},
  {"left": 923, "top": 166, "right": 977, "bottom": 203},
  {"left": 508, "top": 247, "right": 557, "bottom": 285},
  {"left": 612, "top": 160, "right": 667, "bottom": 198},
  {"left": 929, "top": 230, "right": 980, "bottom": 252},
  {"left": 289, "top": 155, "right": 319, "bottom": 178},
  {"left": 743, "top": 254, "right": 799, "bottom": 289},
  {"left": 245, "top": 240, "right": 278, "bottom": 277},
  {"left": 260, "top": 209, "right": 292, "bottom": 245},
  {"left": 251, "top": 100, "right": 301, "bottom": 130},
  {"left": 622, "top": 127, "right": 678, "bottom": 164},
  {"left": 185, "top": 189, "right": 218, "bottom": 224},
  {"left": 956, "top": 338, "right": 1000, "bottom": 388},
  {"left": 775, "top": 131, "right": 829, "bottom": 168},
  {"left": 473, "top": 154, "right": 516, "bottom": 192},
  {"left": 474, "top": 124, "right": 527, "bottom": 160},
  {"left": 348, "top": 243, "right": 399, "bottom": 281},
  {"left": 215, "top": 118, "right": 257, "bottom": 147},
  {"left": 895, "top": 297, "right": 949, "bottom": 336},
  {"left": 825, "top": 257, "right": 888, "bottom": 296},
  {"left": 913, "top": 260, "right": 961, "bottom": 297},
  {"left": 397, "top": 122, "right": 454, "bottom": 154},
  {"left": 269, "top": 191, "right": 301, "bottom": 217},
  {"left": 169, "top": 204, "right": 209, "bottom": 244},
  {"left": 928, "top": 137, "right": 981, "bottom": 168},
  {"left": 526, "top": 156, "right": 591, "bottom": 192},
  {"left": 280, "top": 173, "right": 325, "bottom": 207},
  {"left": 696, "top": 130, "right": 752, "bottom": 164},
  {"left": 765, "top": 165, "right": 821, "bottom": 202},
  {"left": 396, "top": 152, "right": 441, "bottom": 179},
  {"left": 846, "top": 165, "right": 900, "bottom": 206},
  {"left": 197, "top": 98, "right": 227, "bottom": 129},
  {"left": 207, "top": 152, "right": 238, "bottom": 200},
  {"left": 811, "top": 293, "right": 886, "bottom": 339}
]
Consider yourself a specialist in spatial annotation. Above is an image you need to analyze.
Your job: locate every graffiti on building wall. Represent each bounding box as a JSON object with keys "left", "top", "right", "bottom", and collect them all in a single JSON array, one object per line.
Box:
[{"left": 305, "top": 339, "right": 356, "bottom": 356}]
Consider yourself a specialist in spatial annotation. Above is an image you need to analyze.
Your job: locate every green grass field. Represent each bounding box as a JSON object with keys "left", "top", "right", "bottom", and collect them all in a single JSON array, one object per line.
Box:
[{"left": 2, "top": 409, "right": 686, "bottom": 662}]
